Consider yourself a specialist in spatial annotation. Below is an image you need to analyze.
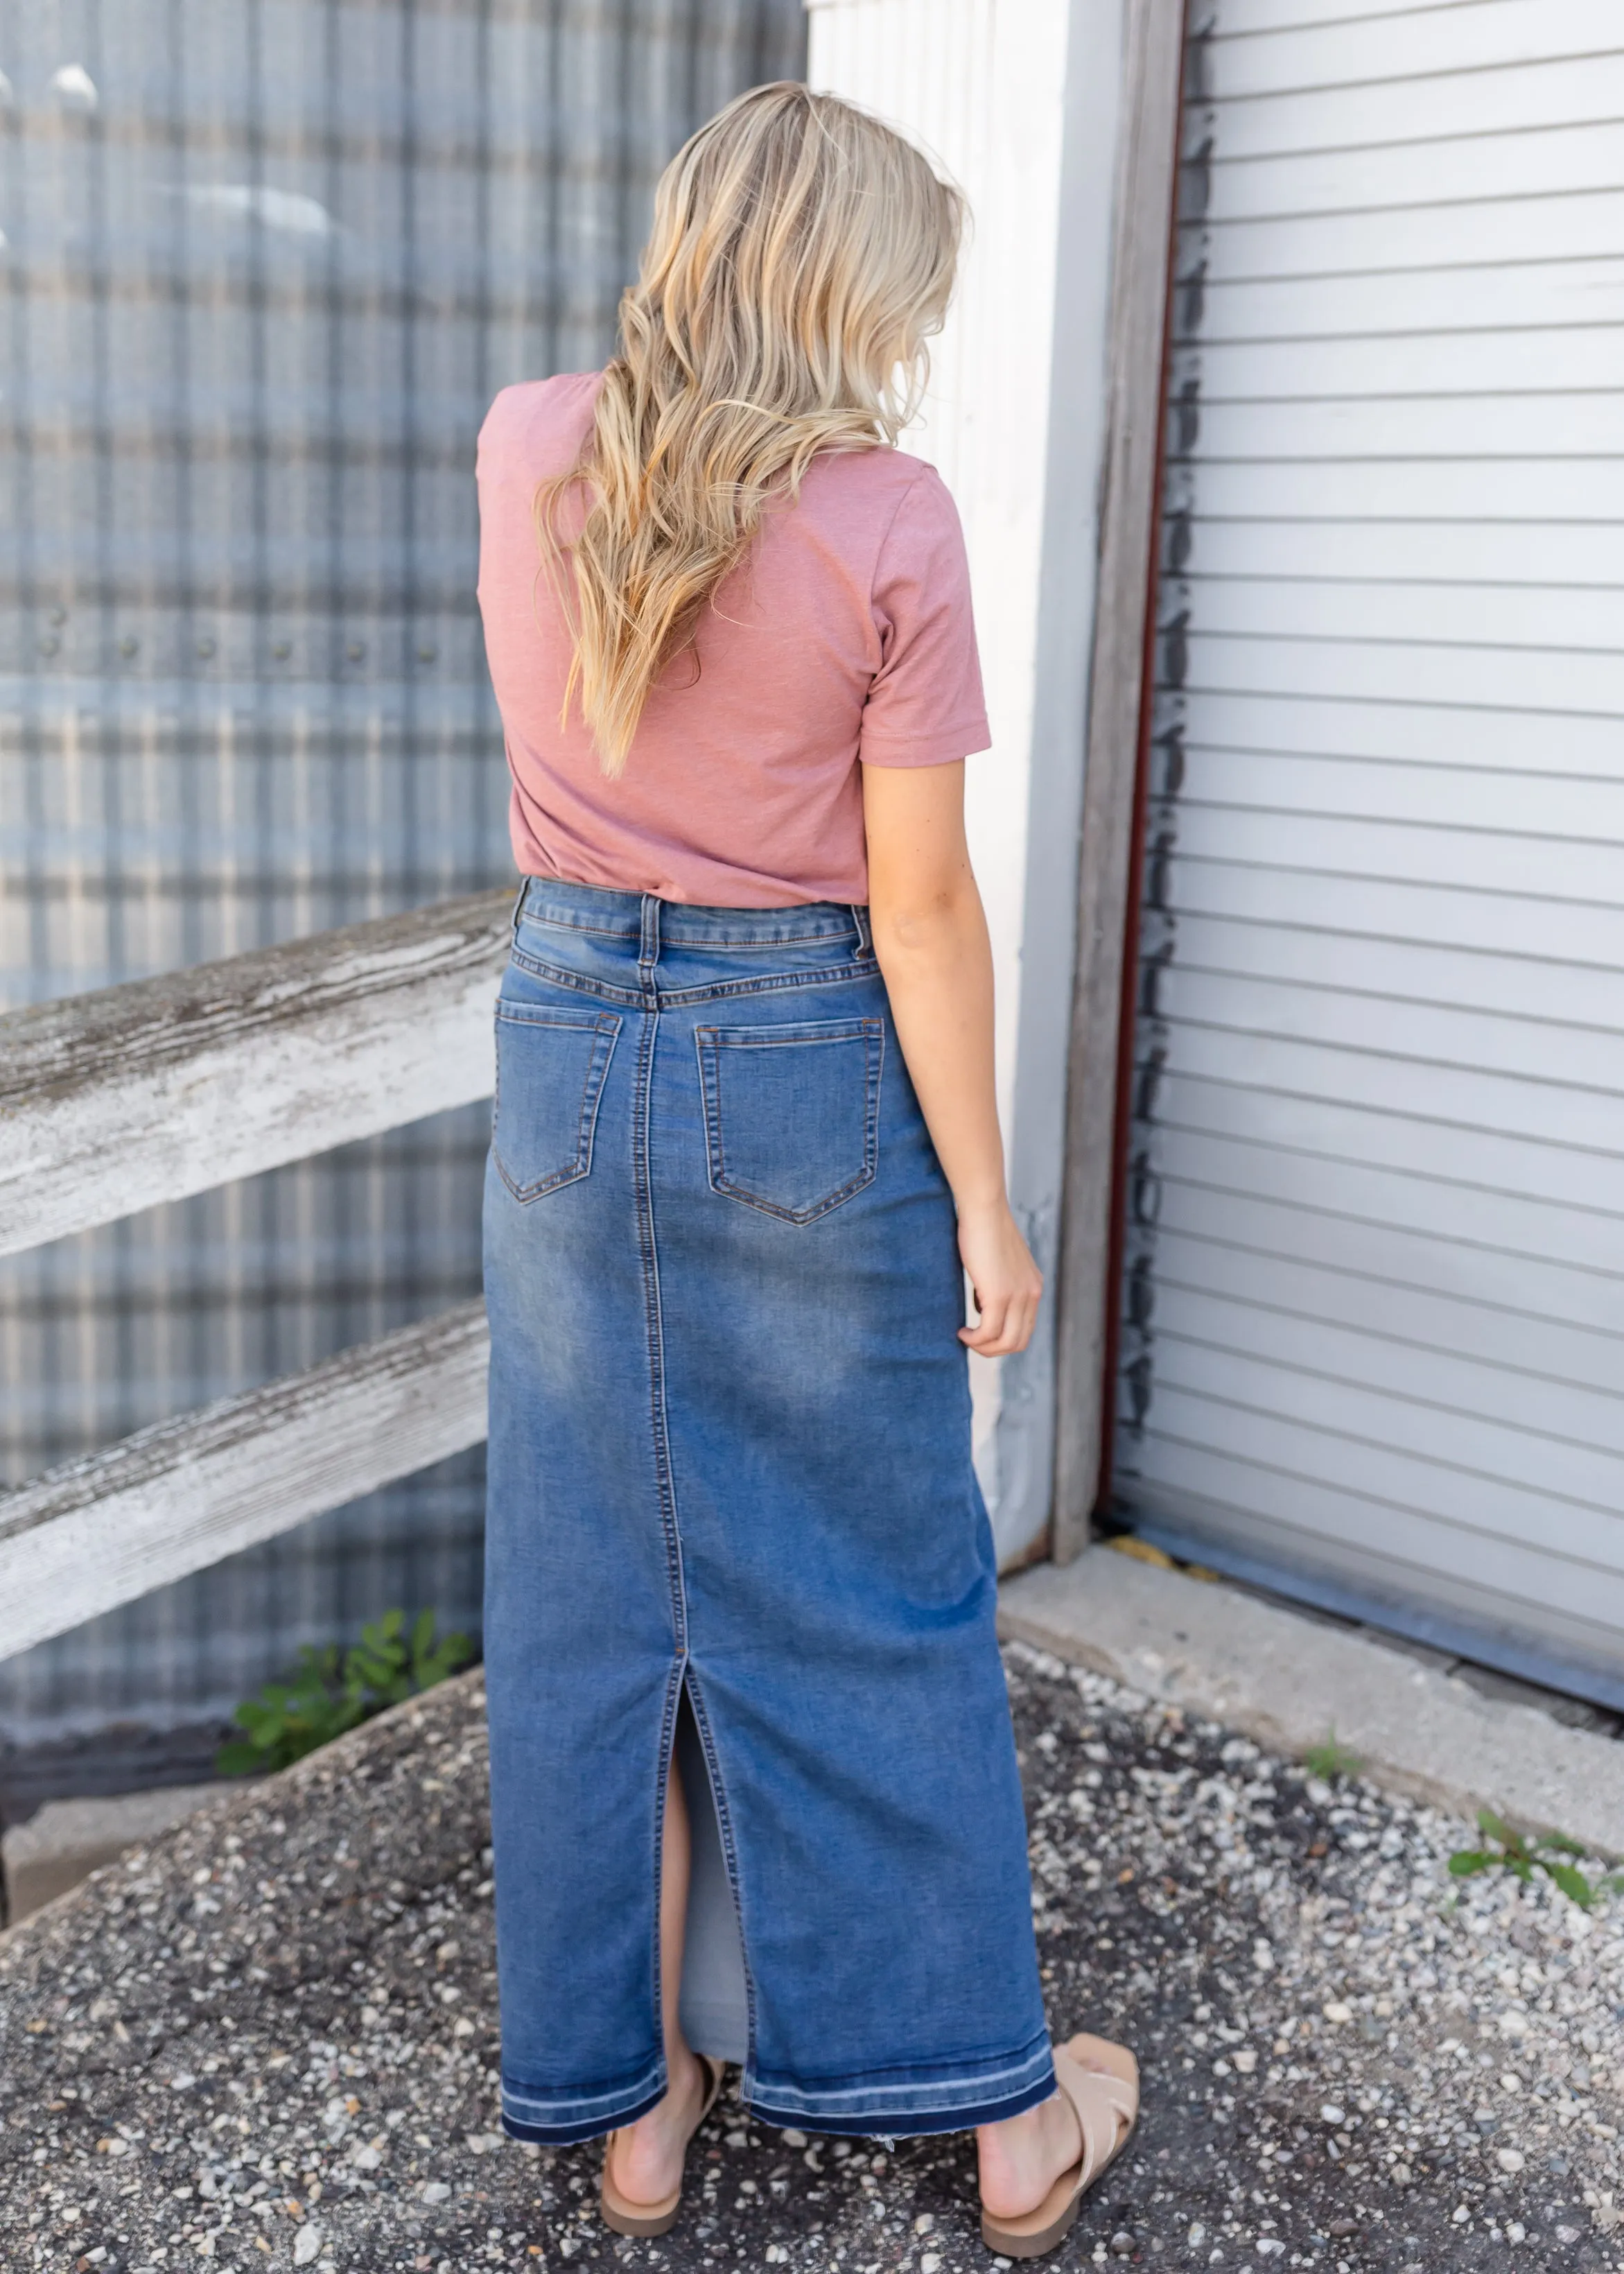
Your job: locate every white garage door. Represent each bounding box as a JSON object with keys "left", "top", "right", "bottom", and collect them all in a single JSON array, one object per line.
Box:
[{"left": 1115, "top": 0, "right": 1624, "bottom": 1706}]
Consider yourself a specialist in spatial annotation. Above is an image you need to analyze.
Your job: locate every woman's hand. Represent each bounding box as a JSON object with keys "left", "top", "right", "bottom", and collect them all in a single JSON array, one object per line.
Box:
[{"left": 957, "top": 1197, "right": 1042, "bottom": 1357}]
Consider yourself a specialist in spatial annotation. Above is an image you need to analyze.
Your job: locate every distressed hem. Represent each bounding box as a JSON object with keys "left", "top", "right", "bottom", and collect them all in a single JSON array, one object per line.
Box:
[
  {"left": 746, "top": 2036, "right": 1056, "bottom": 2138},
  {"left": 499, "top": 2060, "right": 665, "bottom": 2146}
]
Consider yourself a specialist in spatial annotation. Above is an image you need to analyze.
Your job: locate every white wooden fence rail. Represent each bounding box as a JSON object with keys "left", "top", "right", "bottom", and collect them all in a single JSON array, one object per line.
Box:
[
  {"left": 0, "top": 893, "right": 509, "bottom": 1659},
  {"left": 0, "top": 889, "right": 512, "bottom": 1258},
  {"left": 0, "top": 1305, "right": 491, "bottom": 1664}
]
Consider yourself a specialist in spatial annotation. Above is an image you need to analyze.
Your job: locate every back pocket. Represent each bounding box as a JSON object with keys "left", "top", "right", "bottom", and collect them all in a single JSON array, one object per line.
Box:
[
  {"left": 493, "top": 1002, "right": 621, "bottom": 1202},
  {"left": 696, "top": 1017, "right": 884, "bottom": 1224}
]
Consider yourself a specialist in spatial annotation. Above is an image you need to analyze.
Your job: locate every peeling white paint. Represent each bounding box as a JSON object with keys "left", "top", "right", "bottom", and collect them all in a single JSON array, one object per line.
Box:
[
  {"left": 182, "top": 183, "right": 339, "bottom": 237},
  {"left": 0, "top": 890, "right": 509, "bottom": 1259},
  {"left": 0, "top": 1305, "right": 488, "bottom": 1704},
  {"left": 47, "top": 62, "right": 98, "bottom": 112}
]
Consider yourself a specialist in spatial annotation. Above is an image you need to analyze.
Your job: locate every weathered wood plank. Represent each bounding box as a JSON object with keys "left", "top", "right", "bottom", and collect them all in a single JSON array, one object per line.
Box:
[
  {"left": 0, "top": 1301, "right": 490, "bottom": 1662},
  {"left": 1053, "top": 0, "right": 1188, "bottom": 1562},
  {"left": 0, "top": 889, "right": 513, "bottom": 1260}
]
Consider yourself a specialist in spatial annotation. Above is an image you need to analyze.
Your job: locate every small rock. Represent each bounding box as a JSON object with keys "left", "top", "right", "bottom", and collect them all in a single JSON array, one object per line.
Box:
[
  {"left": 1321, "top": 2002, "right": 1352, "bottom": 2024},
  {"left": 780, "top": 2128, "right": 807, "bottom": 2147},
  {"left": 1320, "top": 2104, "right": 1345, "bottom": 2126},
  {"left": 293, "top": 2228, "right": 323, "bottom": 2268},
  {"left": 920, "top": 2259, "right": 941, "bottom": 2274},
  {"left": 1110, "top": 2233, "right": 1135, "bottom": 2257},
  {"left": 421, "top": 2181, "right": 451, "bottom": 2203},
  {"left": 1327, "top": 2219, "right": 1357, "bottom": 2239},
  {"left": 914, "top": 2214, "right": 935, "bottom": 2234},
  {"left": 1496, "top": 2148, "right": 1525, "bottom": 2173}
]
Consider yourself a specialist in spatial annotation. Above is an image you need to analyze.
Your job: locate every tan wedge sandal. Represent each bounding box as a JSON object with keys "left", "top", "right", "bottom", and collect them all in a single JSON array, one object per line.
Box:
[
  {"left": 600, "top": 2054, "right": 725, "bottom": 2239},
  {"left": 980, "top": 2033, "right": 1140, "bottom": 2260}
]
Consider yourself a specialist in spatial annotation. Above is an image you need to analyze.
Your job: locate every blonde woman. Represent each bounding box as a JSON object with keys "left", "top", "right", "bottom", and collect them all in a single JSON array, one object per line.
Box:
[{"left": 476, "top": 82, "right": 1138, "bottom": 2261}]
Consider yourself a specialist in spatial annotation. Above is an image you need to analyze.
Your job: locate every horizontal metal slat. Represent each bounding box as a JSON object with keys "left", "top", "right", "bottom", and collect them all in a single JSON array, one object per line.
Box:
[
  {"left": 1147, "top": 1331, "right": 1624, "bottom": 1516},
  {"left": 1168, "top": 795, "right": 1624, "bottom": 901},
  {"left": 1146, "top": 1156, "right": 1624, "bottom": 1328},
  {"left": 1137, "top": 1218, "right": 1624, "bottom": 1391},
  {"left": 1189, "top": 53, "right": 1624, "bottom": 164},
  {"left": 1147, "top": 1061, "right": 1624, "bottom": 1215},
  {"left": 1160, "top": 684, "right": 1624, "bottom": 773},
  {"left": 1133, "top": 1385, "right": 1624, "bottom": 1612},
  {"left": 1160, "top": 851, "right": 1624, "bottom": 968},
  {"left": 1202, "top": 0, "right": 1617, "bottom": 99},
  {"left": 1124, "top": 1430, "right": 1624, "bottom": 1643},
  {"left": 1173, "top": 514, "right": 1624, "bottom": 587},
  {"left": 1146, "top": 1118, "right": 1624, "bottom": 1274},
  {"left": 1153, "top": 1009, "right": 1624, "bottom": 1152},
  {"left": 0, "top": 1300, "right": 490, "bottom": 1663},
  {"left": 1141, "top": 1276, "right": 1624, "bottom": 1453},
  {"left": 1182, "top": 455, "right": 1624, "bottom": 518},
  {"left": 1187, "top": 187, "right": 1624, "bottom": 280},
  {"left": 1179, "top": 259, "right": 1624, "bottom": 349},
  {"left": 1159, "top": 959, "right": 1624, "bottom": 1088},
  {"left": 1210, "top": 0, "right": 1583, "bottom": 33},
  {"left": 1171, "top": 626, "right": 1624, "bottom": 716},
  {"left": 1156, "top": 902, "right": 1624, "bottom": 1027},
  {"left": 1169, "top": 575, "right": 1624, "bottom": 656},
  {"left": 1184, "top": 392, "right": 1623, "bottom": 462},
  {"left": 1195, "top": 117, "right": 1624, "bottom": 223},
  {"left": 1178, "top": 324, "right": 1624, "bottom": 397},
  {"left": 0, "top": 890, "right": 510, "bottom": 1259}
]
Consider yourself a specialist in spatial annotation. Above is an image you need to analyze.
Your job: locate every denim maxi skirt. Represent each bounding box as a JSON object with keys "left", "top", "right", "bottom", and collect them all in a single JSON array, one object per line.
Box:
[{"left": 483, "top": 878, "right": 1052, "bottom": 2144}]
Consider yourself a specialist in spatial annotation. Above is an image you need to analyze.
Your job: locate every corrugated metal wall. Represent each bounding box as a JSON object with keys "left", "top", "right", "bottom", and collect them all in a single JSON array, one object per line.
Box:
[
  {"left": 0, "top": 0, "right": 805, "bottom": 1756},
  {"left": 1115, "top": 0, "right": 1624, "bottom": 1708}
]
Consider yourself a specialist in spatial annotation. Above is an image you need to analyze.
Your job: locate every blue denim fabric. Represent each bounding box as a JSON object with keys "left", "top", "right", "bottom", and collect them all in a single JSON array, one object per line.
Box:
[{"left": 483, "top": 878, "right": 1053, "bottom": 2144}]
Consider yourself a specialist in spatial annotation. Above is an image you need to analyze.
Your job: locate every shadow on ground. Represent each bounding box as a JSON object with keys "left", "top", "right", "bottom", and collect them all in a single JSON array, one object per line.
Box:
[{"left": 1, "top": 1649, "right": 1621, "bottom": 2273}]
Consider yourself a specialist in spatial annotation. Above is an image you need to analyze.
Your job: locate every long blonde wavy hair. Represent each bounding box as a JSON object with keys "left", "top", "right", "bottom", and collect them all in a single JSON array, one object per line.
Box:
[{"left": 536, "top": 81, "right": 965, "bottom": 776}]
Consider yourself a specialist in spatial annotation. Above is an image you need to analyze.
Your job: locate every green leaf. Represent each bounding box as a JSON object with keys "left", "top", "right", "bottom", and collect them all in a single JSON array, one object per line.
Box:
[
  {"left": 1539, "top": 1861, "right": 1596, "bottom": 1909},
  {"left": 1448, "top": 1851, "right": 1492, "bottom": 1877},
  {"left": 1534, "top": 1830, "right": 1587, "bottom": 1857},
  {"left": 216, "top": 1739, "right": 265, "bottom": 1776},
  {"left": 1477, "top": 1808, "right": 1517, "bottom": 1848},
  {"left": 1508, "top": 1858, "right": 1534, "bottom": 1882}
]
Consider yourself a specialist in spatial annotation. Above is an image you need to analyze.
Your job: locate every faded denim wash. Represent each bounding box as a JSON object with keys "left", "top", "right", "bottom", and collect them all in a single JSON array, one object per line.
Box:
[{"left": 483, "top": 878, "right": 1052, "bottom": 2144}]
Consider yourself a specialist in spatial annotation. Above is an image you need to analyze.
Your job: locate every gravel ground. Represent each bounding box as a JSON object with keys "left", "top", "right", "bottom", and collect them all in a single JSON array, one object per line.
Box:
[{"left": 1, "top": 1644, "right": 1621, "bottom": 2274}]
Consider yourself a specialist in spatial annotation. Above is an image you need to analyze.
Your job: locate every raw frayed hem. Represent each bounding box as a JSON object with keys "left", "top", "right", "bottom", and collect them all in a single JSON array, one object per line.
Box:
[
  {"left": 499, "top": 2067, "right": 666, "bottom": 2147},
  {"left": 746, "top": 2037, "right": 1058, "bottom": 2139}
]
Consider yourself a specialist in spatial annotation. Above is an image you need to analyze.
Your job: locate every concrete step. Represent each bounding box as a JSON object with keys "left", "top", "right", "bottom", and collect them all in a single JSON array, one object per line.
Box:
[
  {"left": 999, "top": 1545, "right": 1624, "bottom": 1859},
  {"left": 2, "top": 1781, "right": 240, "bottom": 1927}
]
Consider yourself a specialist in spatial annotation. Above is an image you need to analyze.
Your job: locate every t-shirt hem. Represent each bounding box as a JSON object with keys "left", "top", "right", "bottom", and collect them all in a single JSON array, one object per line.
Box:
[{"left": 858, "top": 721, "right": 992, "bottom": 767}]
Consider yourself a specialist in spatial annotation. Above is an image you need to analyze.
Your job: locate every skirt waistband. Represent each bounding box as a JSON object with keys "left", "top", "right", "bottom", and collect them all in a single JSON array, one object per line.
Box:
[{"left": 512, "top": 875, "right": 871, "bottom": 957}]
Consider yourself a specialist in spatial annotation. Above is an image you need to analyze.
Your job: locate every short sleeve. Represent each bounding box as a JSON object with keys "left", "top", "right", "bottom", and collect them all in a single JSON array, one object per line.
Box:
[{"left": 859, "top": 467, "right": 991, "bottom": 767}]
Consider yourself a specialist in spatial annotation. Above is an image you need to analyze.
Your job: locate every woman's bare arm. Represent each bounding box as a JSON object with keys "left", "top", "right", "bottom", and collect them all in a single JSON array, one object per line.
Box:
[{"left": 862, "top": 759, "right": 1042, "bottom": 1357}]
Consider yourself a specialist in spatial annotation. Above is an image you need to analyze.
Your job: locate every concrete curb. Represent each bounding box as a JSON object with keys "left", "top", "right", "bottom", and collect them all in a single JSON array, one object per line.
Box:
[
  {"left": 999, "top": 1548, "right": 1624, "bottom": 1859},
  {"left": 1, "top": 1781, "right": 238, "bottom": 1929}
]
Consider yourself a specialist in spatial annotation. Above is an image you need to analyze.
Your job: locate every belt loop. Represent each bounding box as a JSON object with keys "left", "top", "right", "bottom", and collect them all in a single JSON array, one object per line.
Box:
[
  {"left": 850, "top": 902, "right": 873, "bottom": 959},
  {"left": 638, "top": 892, "right": 661, "bottom": 996},
  {"left": 510, "top": 876, "right": 528, "bottom": 941}
]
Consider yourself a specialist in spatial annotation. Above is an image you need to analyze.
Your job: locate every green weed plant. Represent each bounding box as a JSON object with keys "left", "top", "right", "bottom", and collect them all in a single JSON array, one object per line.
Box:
[
  {"left": 218, "top": 1608, "right": 474, "bottom": 1776},
  {"left": 1303, "top": 1728, "right": 1363, "bottom": 1783},
  {"left": 1449, "top": 1809, "right": 1624, "bottom": 1913}
]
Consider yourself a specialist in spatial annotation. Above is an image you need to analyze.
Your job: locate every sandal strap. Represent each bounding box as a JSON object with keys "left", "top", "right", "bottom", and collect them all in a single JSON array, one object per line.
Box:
[{"left": 1054, "top": 2052, "right": 1136, "bottom": 2188}]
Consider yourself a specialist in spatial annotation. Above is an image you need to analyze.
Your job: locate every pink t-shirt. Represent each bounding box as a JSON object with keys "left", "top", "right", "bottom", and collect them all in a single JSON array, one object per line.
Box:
[{"left": 475, "top": 372, "right": 990, "bottom": 908}]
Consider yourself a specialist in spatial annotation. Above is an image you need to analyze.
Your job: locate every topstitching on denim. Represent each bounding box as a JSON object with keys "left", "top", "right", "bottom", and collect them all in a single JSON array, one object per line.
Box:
[
  {"left": 507, "top": 939, "right": 878, "bottom": 1012},
  {"left": 514, "top": 883, "right": 862, "bottom": 951},
  {"left": 681, "top": 1667, "right": 761, "bottom": 2103},
  {"left": 490, "top": 1005, "right": 620, "bottom": 1204}
]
